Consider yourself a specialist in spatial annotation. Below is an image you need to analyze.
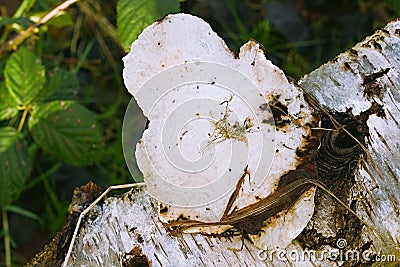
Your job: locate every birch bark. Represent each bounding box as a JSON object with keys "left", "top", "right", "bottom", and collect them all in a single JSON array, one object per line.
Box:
[{"left": 57, "top": 18, "right": 400, "bottom": 267}]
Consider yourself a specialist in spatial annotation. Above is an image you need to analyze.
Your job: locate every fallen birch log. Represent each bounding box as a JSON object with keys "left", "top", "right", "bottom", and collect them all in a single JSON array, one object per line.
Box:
[{"left": 27, "top": 15, "right": 400, "bottom": 267}]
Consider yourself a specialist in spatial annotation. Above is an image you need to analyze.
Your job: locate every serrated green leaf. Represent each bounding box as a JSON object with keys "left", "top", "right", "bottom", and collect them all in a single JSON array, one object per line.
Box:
[
  {"left": 117, "top": 0, "right": 180, "bottom": 51},
  {"left": 0, "top": 83, "right": 18, "bottom": 120},
  {"left": 39, "top": 70, "right": 80, "bottom": 102},
  {"left": 28, "top": 101, "right": 102, "bottom": 166},
  {"left": 0, "top": 127, "right": 18, "bottom": 153},
  {"left": 4, "top": 47, "right": 46, "bottom": 105},
  {"left": 0, "top": 102, "right": 18, "bottom": 121},
  {"left": 0, "top": 127, "right": 31, "bottom": 208}
]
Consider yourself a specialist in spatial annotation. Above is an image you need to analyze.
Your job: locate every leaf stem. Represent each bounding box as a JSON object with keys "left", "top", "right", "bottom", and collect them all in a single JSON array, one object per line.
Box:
[
  {"left": 2, "top": 209, "right": 11, "bottom": 267},
  {"left": 17, "top": 108, "right": 29, "bottom": 132}
]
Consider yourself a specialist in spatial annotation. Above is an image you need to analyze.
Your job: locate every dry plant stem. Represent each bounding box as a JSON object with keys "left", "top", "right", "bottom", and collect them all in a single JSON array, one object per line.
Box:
[
  {"left": 221, "top": 165, "right": 250, "bottom": 219},
  {"left": 90, "top": 23, "right": 120, "bottom": 75},
  {"left": 62, "top": 183, "right": 144, "bottom": 267},
  {"left": 0, "top": 0, "right": 78, "bottom": 57},
  {"left": 70, "top": 14, "right": 83, "bottom": 55},
  {"left": 2, "top": 209, "right": 11, "bottom": 267},
  {"left": 341, "top": 126, "right": 385, "bottom": 181},
  {"left": 77, "top": 1, "right": 119, "bottom": 45}
]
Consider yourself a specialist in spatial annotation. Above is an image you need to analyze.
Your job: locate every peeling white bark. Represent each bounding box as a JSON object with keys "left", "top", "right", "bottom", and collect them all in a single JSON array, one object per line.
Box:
[
  {"left": 66, "top": 186, "right": 322, "bottom": 267},
  {"left": 299, "top": 19, "right": 400, "bottom": 249},
  {"left": 63, "top": 17, "right": 400, "bottom": 267}
]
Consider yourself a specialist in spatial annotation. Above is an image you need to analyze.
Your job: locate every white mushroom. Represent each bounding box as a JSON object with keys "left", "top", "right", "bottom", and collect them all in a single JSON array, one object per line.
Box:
[{"left": 123, "top": 13, "right": 317, "bottom": 250}]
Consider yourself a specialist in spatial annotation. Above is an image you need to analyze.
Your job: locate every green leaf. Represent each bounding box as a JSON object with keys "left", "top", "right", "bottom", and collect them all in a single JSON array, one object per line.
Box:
[
  {"left": 117, "top": 0, "right": 180, "bottom": 51},
  {"left": 0, "top": 83, "right": 18, "bottom": 120},
  {"left": 6, "top": 205, "right": 42, "bottom": 222},
  {"left": 40, "top": 70, "right": 80, "bottom": 101},
  {"left": 0, "top": 127, "right": 17, "bottom": 153},
  {"left": 28, "top": 101, "right": 102, "bottom": 166},
  {"left": 4, "top": 47, "right": 46, "bottom": 105},
  {"left": 46, "top": 11, "right": 73, "bottom": 27},
  {"left": 0, "top": 127, "right": 31, "bottom": 208}
]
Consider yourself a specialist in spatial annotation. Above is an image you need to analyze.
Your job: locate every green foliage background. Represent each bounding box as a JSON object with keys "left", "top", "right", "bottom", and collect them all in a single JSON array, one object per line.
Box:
[{"left": 0, "top": 0, "right": 398, "bottom": 265}]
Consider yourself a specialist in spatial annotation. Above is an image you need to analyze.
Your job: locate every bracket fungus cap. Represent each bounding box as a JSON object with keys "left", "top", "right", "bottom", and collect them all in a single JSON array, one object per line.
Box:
[{"left": 123, "top": 13, "right": 317, "bottom": 250}]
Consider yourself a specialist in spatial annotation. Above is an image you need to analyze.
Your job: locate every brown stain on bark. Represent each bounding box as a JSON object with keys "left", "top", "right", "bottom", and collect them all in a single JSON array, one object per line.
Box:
[
  {"left": 123, "top": 246, "right": 151, "bottom": 267},
  {"left": 362, "top": 68, "right": 390, "bottom": 100},
  {"left": 265, "top": 94, "right": 292, "bottom": 132}
]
